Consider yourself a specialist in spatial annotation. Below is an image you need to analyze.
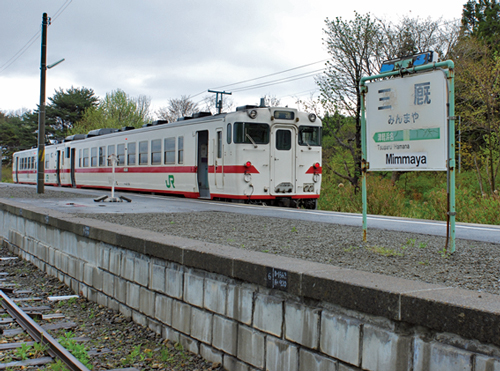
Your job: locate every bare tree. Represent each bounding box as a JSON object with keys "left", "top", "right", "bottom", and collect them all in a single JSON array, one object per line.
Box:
[
  {"left": 157, "top": 95, "right": 199, "bottom": 123},
  {"left": 377, "top": 16, "right": 460, "bottom": 62},
  {"left": 317, "top": 12, "right": 380, "bottom": 187},
  {"left": 262, "top": 95, "right": 281, "bottom": 107}
]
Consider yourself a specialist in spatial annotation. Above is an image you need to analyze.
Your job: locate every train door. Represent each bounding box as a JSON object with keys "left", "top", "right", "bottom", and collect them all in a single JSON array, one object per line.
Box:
[
  {"left": 270, "top": 126, "right": 296, "bottom": 195},
  {"left": 197, "top": 130, "right": 210, "bottom": 199},
  {"left": 15, "top": 156, "right": 19, "bottom": 183},
  {"left": 56, "top": 150, "right": 61, "bottom": 186},
  {"left": 215, "top": 128, "right": 224, "bottom": 189},
  {"left": 70, "top": 148, "right": 76, "bottom": 187}
]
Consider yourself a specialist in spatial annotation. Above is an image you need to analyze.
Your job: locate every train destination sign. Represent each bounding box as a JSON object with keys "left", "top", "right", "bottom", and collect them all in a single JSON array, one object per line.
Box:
[{"left": 366, "top": 69, "right": 448, "bottom": 171}]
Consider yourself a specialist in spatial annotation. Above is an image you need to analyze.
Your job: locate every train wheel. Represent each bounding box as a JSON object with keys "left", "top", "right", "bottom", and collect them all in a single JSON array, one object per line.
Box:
[{"left": 304, "top": 199, "right": 318, "bottom": 210}]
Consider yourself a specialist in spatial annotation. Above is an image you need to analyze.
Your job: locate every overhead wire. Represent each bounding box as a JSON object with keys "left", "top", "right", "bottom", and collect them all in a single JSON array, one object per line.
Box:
[
  {"left": 188, "top": 58, "right": 328, "bottom": 101},
  {"left": 211, "top": 59, "right": 328, "bottom": 90},
  {"left": 0, "top": 0, "right": 72, "bottom": 74},
  {"left": 0, "top": 31, "right": 41, "bottom": 73},
  {"left": 229, "top": 68, "right": 324, "bottom": 93}
]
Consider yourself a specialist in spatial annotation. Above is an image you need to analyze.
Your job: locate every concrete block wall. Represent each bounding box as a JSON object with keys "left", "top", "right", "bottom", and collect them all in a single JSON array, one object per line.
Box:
[{"left": 2, "top": 200, "right": 500, "bottom": 371}]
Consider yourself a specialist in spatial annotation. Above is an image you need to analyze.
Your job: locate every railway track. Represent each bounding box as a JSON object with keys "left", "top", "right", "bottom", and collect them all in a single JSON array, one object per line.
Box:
[
  {"left": 0, "top": 286, "right": 92, "bottom": 370},
  {"left": 0, "top": 244, "right": 222, "bottom": 371}
]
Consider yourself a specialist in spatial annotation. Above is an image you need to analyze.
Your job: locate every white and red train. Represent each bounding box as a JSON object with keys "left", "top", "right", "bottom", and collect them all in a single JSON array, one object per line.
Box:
[{"left": 12, "top": 103, "right": 322, "bottom": 208}]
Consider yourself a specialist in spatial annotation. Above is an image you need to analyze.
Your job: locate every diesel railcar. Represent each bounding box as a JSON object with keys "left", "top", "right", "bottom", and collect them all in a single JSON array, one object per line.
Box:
[{"left": 13, "top": 103, "right": 322, "bottom": 208}]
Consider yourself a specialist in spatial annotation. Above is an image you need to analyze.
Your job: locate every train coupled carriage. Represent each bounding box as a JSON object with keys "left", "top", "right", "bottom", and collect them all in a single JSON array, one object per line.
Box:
[{"left": 12, "top": 103, "right": 322, "bottom": 209}]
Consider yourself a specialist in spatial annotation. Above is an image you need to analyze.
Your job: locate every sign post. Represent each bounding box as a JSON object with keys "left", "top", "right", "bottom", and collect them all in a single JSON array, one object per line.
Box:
[{"left": 360, "top": 60, "right": 456, "bottom": 253}]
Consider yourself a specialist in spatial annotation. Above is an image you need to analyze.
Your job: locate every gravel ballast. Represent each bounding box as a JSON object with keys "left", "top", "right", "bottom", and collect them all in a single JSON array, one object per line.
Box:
[{"left": 1, "top": 184, "right": 499, "bottom": 296}]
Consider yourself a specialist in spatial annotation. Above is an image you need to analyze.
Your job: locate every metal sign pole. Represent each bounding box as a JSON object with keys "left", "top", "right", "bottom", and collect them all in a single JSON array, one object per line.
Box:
[
  {"left": 448, "top": 67, "right": 456, "bottom": 253},
  {"left": 360, "top": 85, "right": 368, "bottom": 242}
]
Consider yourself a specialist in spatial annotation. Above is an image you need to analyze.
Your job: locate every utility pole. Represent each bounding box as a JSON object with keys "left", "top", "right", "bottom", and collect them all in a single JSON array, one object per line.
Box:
[
  {"left": 37, "top": 12, "right": 49, "bottom": 194},
  {"left": 208, "top": 90, "right": 232, "bottom": 114}
]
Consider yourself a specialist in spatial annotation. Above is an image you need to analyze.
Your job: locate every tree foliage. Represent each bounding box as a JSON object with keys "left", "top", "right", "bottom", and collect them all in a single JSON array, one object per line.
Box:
[
  {"left": 0, "top": 110, "right": 38, "bottom": 164},
  {"left": 461, "top": 0, "right": 500, "bottom": 50},
  {"left": 455, "top": 37, "right": 500, "bottom": 192},
  {"left": 156, "top": 95, "right": 199, "bottom": 123},
  {"left": 45, "top": 86, "right": 99, "bottom": 138},
  {"left": 71, "top": 89, "right": 152, "bottom": 135}
]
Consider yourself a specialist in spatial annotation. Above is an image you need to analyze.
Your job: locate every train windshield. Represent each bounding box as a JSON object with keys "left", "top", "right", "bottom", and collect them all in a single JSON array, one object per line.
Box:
[
  {"left": 233, "top": 122, "right": 270, "bottom": 144},
  {"left": 298, "top": 126, "right": 321, "bottom": 147}
]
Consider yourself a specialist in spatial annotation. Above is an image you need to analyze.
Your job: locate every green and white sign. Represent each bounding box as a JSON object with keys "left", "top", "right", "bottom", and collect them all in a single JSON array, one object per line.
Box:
[{"left": 366, "top": 69, "right": 448, "bottom": 171}]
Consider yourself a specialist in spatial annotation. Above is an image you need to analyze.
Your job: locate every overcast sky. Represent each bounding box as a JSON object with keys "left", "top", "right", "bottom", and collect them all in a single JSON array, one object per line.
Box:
[{"left": 1, "top": 0, "right": 463, "bottom": 117}]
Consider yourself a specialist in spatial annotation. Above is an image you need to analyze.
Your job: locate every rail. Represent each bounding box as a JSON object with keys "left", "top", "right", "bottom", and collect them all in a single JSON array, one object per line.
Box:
[{"left": 0, "top": 289, "right": 90, "bottom": 371}]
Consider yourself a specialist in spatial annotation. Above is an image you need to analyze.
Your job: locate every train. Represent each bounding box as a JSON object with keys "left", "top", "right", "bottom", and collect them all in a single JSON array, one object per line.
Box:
[{"left": 12, "top": 101, "right": 322, "bottom": 209}]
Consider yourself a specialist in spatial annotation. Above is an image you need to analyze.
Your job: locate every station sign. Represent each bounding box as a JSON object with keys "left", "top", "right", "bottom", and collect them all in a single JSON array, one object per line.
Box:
[{"left": 366, "top": 69, "right": 448, "bottom": 171}]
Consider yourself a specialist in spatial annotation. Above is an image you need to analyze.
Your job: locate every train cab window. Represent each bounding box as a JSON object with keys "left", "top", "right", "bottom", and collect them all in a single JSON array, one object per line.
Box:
[
  {"left": 91, "top": 147, "right": 98, "bottom": 167},
  {"left": 227, "top": 124, "right": 232, "bottom": 144},
  {"left": 164, "top": 137, "right": 175, "bottom": 164},
  {"left": 217, "top": 131, "right": 222, "bottom": 158},
  {"left": 298, "top": 126, "right": 322, "bottom": 147},
  {"left": 151, "top": 139, "right": 161, "bottom": 165},
  {"left": 107, "top": 145, "right": 116, "bottom": 165},
  {"left": 128, "top": 142, "right": 136, "bottom": 166},
  {"left": 178, "top": 136, "right": 184, "bottom": 164},
  {"left": 233, "top": 122, "right": 270, "bottom": 144},
  {"left": 139, "top": 141, "right": 148, "bottom": 165},
  {"left": 117, "top": 144, "right": 125, "bottom": 166},
  {"left": 99, "top": 146, "right": 106, "bottom": 166},
  {"left": 276, "top": 130, "right": 292, "bottom": 151},
  {"left": 83, "top": 148, "right": 89, "bottom": 167}
]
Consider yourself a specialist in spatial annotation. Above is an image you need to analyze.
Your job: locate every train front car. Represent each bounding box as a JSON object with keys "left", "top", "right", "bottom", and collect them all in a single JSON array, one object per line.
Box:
[{"left": 223, "top": 105, "right": 322, "bottom": 209}]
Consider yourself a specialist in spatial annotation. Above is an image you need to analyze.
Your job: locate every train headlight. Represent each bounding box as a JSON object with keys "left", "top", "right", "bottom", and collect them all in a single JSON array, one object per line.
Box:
[
  {"left": 248, "top": 109, "right": 258, "bottom": 119},
  {"left": 308, "top": 113, "right": 316, "bottom": 122}
]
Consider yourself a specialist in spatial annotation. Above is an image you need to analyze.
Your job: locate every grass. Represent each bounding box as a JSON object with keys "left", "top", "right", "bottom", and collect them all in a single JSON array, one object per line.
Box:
[
  {"left": 319, "top": 171, "right": 500, "bottom": 225},
  {"left": 1, "top": 165, "right": 13, "bottom": 183}
]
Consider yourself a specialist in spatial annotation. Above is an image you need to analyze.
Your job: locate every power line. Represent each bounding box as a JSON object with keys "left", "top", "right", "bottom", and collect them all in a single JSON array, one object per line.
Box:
[
  {"left": 0, "top": 0, "right": 72, "bottom": 74},
  {"left": 211, "top": 59, "right": 328, "bottom": 90},
  {"left": 190, "top": 61, "right": 327, "bottom": 103},
  {"left": 52, "top": 0, "right": 72, "bottom": 22},
  {"left": 230, "top": 68, "right": 324, "bottom": 93}
]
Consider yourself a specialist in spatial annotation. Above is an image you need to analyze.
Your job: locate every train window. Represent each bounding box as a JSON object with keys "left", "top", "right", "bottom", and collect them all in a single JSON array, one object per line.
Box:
[
  {"left": 98, "top": 147, "right": 105, "bottom": 166},
  {"left": 107, "top": 145, "right": 115, "bottom": 165},
  {"left": 91, "top": 147, "right": 98, "bottom": 167},
  {"left": 178, "top": 136, "right": 184, "bottom": 164},
  {"left": 233, "top": 122, "right": 270, "bottom": 144},
  {"left": 217, "top": 131, "right": 222, "bottom": 158},
  {"left": 117, "top": 144, "right": 125, "bottom": 166},
  {"left": 139, "top": 141, "right": 148, "bottom": 165},
  {"left": 83, "top": 148, "right": 89, "bottom": 167},
  {"left": 227, "top": 124, "right": 232, "bottom": 144},
  {"left": 128, "top": 142, "right": 136, "bottom": 166},
  {"left": 164, "top": 137, "right": 175, "bottom": 164},
  {"left": 298, "top": 126, "right": 322, "bottom": 147},
  {"left": 79, "top": 149, "right": 82, "bottom": 167},
  {"left": 276, "top": 130, "right": 292, "bottom": 151},
  {"left": 151, "top": 139, "right": 161, "bottom": 165},
  {"left": 45, "top": 156, "right": 49, "bottom": 169}
]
